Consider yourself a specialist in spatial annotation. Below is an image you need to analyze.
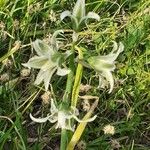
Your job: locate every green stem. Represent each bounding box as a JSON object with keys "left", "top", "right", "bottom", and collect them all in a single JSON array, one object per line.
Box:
[
  {"left": 60, "top": 43, "right": 75, "bottom": 150},
  {"left": 60, "top": 129, "right": 68, "bottom": 150},
  {"left": 63, "top": 51, "right": 75, "bottom": 102},
  {"left": 71, "top": 46, "right": 83, "bottom": 108}
]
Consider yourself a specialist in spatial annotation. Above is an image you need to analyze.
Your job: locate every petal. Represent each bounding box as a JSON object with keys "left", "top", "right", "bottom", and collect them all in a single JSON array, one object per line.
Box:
[
  {"left": 99, "top": 42, "right": 124, "bottom": 62},
  {"left": 43, "top": 68, "right": 57, "bottom": 91},
  {"left": 57, "top": 111, "right": 66, "bottom": 129},
  {"left": 80, "top": 12, "right": 100, "bottom": 23},
  {"left": 56, "top": 67, "right": 70, "bottom": 76},
  {"left": 48, "top": 115, "right": 58, "bottom": 123},
  {"left": 102, "top": 70, "right": 114, "bottom": 93},
  {"left": 22, "top": 56, "right": 48, "bottom": 69},
  {"left": 33, "top": 39, "right": 53, "bottom": 56},
  {"left": 50, "top": 99, "right": 58, "bottom": 114},
  {"left": 34, "top": 69, "right": 45, "bottom": 85},
  {"left": 41, "top": 60, "right": 57, "bottom": 71},
  {"left": 71, "top": 16, "right": 79, "bottom": 31},
  {"left": 51, "top": 30, "right": 64, "bottom": 50},
  {"left": 98, "top": 75, "right": 103, "bottom": 88},
  {"left": 73, "top": 0, "right": 85, "bottom": 20},
  {"left": 30, "top": 113, "right": 50, "bottom": 123},
  {"left": 73, "top": 114, "right": 97, "bottom": 123},
  {"left": 86, "top": 12, "right": 100, "bottom": 21},
  {"left": 60, "top": 10, "right": 72, "bottom": 20},
  {"left": 88, "top": 56, "right": 115, "bottom": 72}
]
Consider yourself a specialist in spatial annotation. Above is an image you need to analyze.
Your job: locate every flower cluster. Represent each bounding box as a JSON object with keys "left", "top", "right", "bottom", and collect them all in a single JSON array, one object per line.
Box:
[
  {"left": 88, "top": 42, "right": 124, "bottom": 93},
  {"left": 23, "top": 0, "right": 124, "bottom": 132},
  {"left": 61, "top": 0, "right": 100, "bottom": 31},
  {"left": 23, "top": 30, "right": 70, "bottom": 91},
  {"left": 30, "top": 99, "right": 96, "bottom": 131}
]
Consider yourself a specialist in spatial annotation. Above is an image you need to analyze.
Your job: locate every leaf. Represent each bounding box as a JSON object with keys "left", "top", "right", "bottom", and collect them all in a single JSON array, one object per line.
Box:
[{"left": 67, "top": 99, "right": 99, "bottom": 150}]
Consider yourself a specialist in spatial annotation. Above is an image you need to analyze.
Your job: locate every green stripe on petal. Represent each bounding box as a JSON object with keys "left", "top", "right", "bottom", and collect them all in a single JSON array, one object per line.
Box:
[
  {"left": 102, "top": 70, "right": 114, "bottom": 93},
  {"left": 43, "top": 68, "right": 57, "bottom": 91},
  {"left": 56, "top": 67, "right": 70, "bottom": 76},
  {"left": 22, "top": 56, "right": 48, "bottom": 69},
  {"left": 34, "top": 69, "right": 45, "bottom": 86},
  {"left": 73, "top": 0, "right": 85, "bottom": 21},
  {"left": 33, "top": 39, "right": 53, "bottom": 56}
]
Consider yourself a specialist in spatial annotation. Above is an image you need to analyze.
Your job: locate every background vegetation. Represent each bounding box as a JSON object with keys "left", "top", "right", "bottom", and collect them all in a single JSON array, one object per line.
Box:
[{"left": 0, "top": 0, "right": 150, "bottom": 149}]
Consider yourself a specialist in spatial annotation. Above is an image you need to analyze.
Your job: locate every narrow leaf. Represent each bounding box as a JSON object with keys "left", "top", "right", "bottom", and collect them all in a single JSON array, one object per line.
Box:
[{"left": 67, "top": 99, "right": 99, "bottom": 150}]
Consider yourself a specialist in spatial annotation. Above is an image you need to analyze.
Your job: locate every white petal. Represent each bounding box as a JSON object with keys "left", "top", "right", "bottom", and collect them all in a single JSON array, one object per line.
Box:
[
  {"left": 41, "top": 60, "right": 57, "bottom": 71},
  {"left": 102, "top": 70, "right": 114, "bottom": 93},
  {"left": 56, "top": 67, "right": 70, "bottom": 76},
  {"left": 33, "top": 39, "right": 53, "bottom": 56},
  {"left": 51, "top": 30, "right": 64, "bottom": 50},
  {"left": 98, "top": 75, "right": 102, "bottom": 88},
  {"left": 60, "top": 10, "right": 72, "bottom": 20},
  {"left": 30, "top": 113, "right": 50, "bottom": 123},
  {"left": 99, "top": 42, "right": 124, "bottom": 62},
  {"left": 73, "top": 0, "right": 85, "bottom": 19},
  {"left": 22, "top": 56, "right": 47, "bottom": 69},
  {"left": 48, "top": 115, "right": 58, "bottom": 123},
  {"left": 88, "top": 56, "right": 115, "bottom": 72},
  {"left": 86, "top": 12, "right": 100, "bottom": 21},
  {"left": 72, "top": 16, "right": 79, "bottom": 31},
  {"left": 44, "top": 68, "right": 57, "bottom": 91},
  {"left": 57, "top": 111, "right": 66, "bottom": 129},
  {"left": 111, "top": 41, "right": 118, "bottom": 53},
  {"left": 34, "top": 69, "right": 45, "bottom": 85},
  {"left": 50, "top": 99, "right": 58, "bottom": 114},
  {"left": 73, "top": 114, "right": 97, "bottom": 123}
]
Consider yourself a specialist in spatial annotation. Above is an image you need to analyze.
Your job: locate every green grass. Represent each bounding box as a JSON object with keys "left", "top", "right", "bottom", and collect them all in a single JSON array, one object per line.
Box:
[{"left": 0, "top": 0, "right": 150, "bottom": 149}]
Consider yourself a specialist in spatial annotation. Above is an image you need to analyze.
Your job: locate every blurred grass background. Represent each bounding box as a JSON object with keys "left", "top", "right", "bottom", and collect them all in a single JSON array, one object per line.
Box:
[{"left": 0, "top": 0, "right": 150, "bottom": 149}]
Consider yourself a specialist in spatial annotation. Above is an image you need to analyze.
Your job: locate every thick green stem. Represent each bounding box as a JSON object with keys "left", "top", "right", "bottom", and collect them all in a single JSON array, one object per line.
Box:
[
  {"left": 60, "top": 43, "right": 75, "bottom": 150},
  {"left": 63, "top": 51, "right": 75, "bottom": 103},
  {"left": 60, "top": 129, "right": 68, "bottom": 150}
]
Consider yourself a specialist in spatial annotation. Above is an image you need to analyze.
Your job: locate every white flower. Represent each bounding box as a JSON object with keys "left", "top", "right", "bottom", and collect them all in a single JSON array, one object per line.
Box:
[
  {"left": 30, "top": 99, "right": 97, "bottom": 131},
  {"left": 88, "top": 42, "right": 124, "bottom": 93},
  {"left": 103, "top": 124, "right": 115, "bottom": 135},
  {"left": 60, "top": 0, "right": 100, "bottom": 32},
  {"left": 22, "top": 30, "right": 70, "bottom": 91}
]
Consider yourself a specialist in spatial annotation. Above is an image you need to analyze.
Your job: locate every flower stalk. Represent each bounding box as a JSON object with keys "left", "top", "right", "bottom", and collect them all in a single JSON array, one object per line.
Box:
[
  {"left": 71, "top": 46, "right": 83, "bottom": 107},
  {"left": 61, "top": 43, "right": 75, "bottom": 150}
]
